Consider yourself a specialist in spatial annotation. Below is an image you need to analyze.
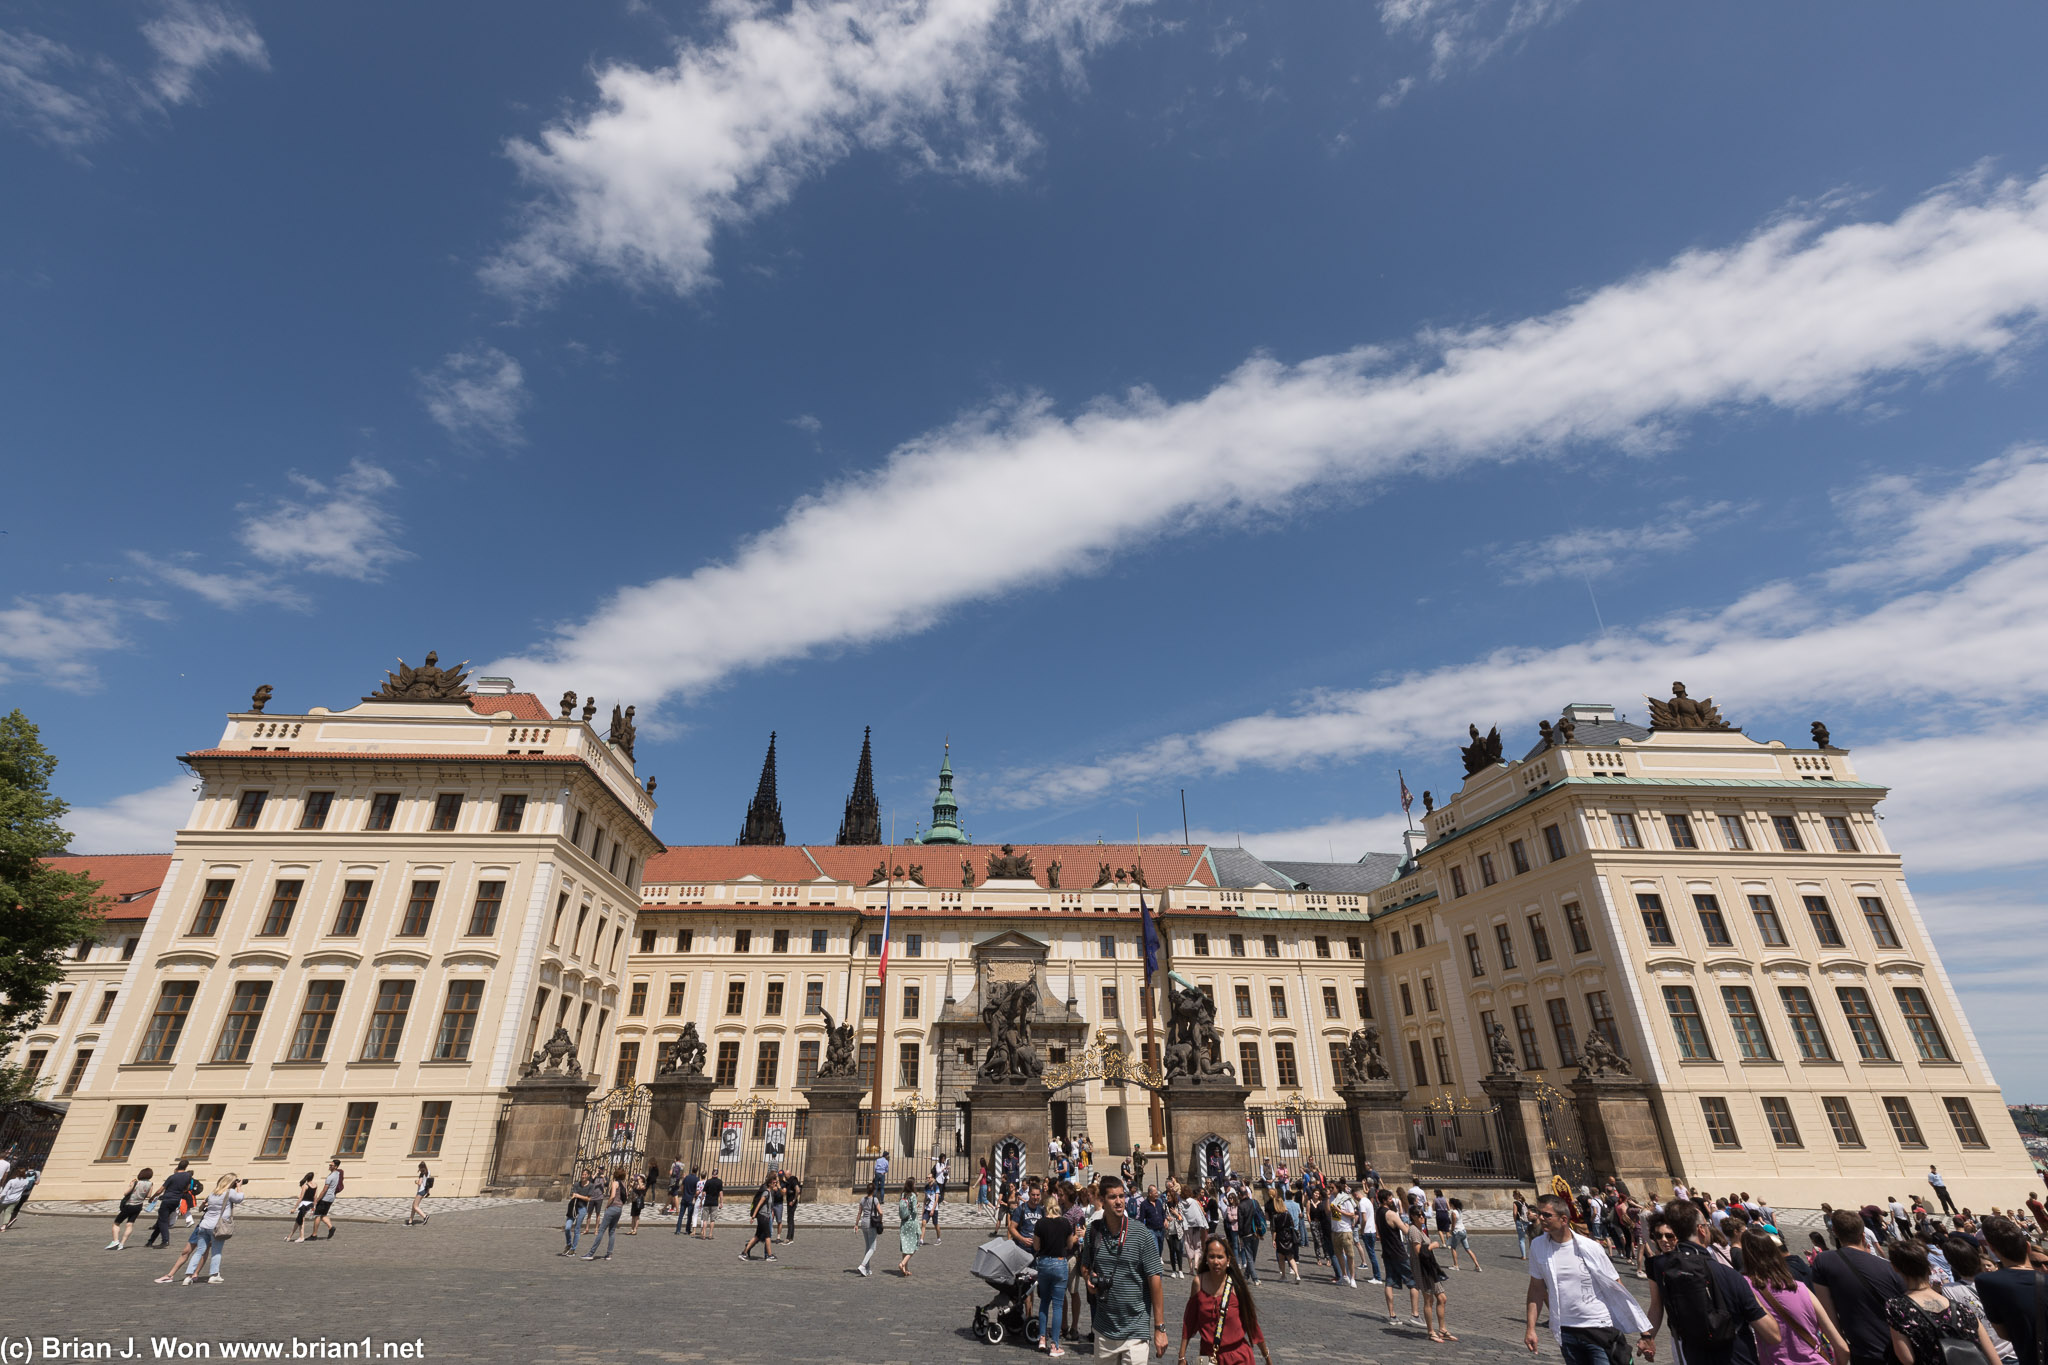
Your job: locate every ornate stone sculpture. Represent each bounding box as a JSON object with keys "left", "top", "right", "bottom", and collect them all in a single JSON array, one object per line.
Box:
[
  {"left": 1460, "top": 723, "right": 1505, "bottom": 776},
  {"left": 1538, "top": 718, "right": 1554, "bottom": 749},
  {"left": 560, "top": 690, "right": 578, "bottom": 719},
  {"left": 1344, "top": 1025, "right": 1391, "bottom": 1084},
  {"left": 659, "top": 1022, "right": 707, "bottom": 1076},
  {"left": 1095, "top": 862, "right": 1115, "bottom": 888},
  {"left": 581, "top": 697, "right": 597, "bottom": 723},
  {"left": 961, "top": 859, "right": 978, "bottom": 889},
  {"left": 608, "top": 704, "right": 638, "bottom": 759},
  {"left": 817, "top": 1009, "right": 858, "bottom": 1079},
  {"left": 1578, "top": 1028, "right": 1632, "bottom": 1079},
  {"left": 1647, "top": 681, "right": 1732, "bottom": 732},
  {"left": 363, "top": 651, "right": 472, "bottom": 703},
  {"left": 976, "top": 980, "right": 1043, "bottom": 1084},
  {"left": 1557, "top": 715, "right": 1577, "bottom": 744},
  {"left": 1486, "top": 1020, "right": 1520, "bottom": 1076},
  {"left": 645, "top": 776, "right": 657, "bottom": 794},
  {"left": 524, "top": 1024, "right": 583, "bottom": 1078},
  {"left": 1163, "top": 973, "right": 1236, "bottom": 1085},
  {"left": 905, "top": 864, "right": 925, "bottom": 887},
  {"left": 1046, "top": 860, "right": 1062, "bottom": 890},
  {"left": 985, "top": 843, "right": 1034, "bottom": 880},
  {"left": 249, "top": 684, "right": 272, "bottom": 714},
  {"left": 1129, "top": 863, "right": 1148, "bottom": 888},
  {"left": 1422, "top": 791, "right": 1434, "bottom": 815},
  {"left": 1811, "top": 720, "right": 1832, "bottom": 749}
]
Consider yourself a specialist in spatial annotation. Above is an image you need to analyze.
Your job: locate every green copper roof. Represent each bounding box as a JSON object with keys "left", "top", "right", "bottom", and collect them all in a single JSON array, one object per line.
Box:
[{"left": 919, "top": 742, "right": 968, "bottom": 845}]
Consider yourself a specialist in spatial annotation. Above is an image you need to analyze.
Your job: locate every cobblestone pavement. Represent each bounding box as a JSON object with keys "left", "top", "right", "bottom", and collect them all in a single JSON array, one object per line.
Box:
[{"left": 2, "top": 1203, "right": 1651, "bottom": 1364}]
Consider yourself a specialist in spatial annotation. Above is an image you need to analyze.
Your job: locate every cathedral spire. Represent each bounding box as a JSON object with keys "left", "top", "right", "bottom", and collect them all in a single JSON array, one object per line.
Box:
[
  {"left": 836, "top": 726, "right": 881, "bottom": 846},
  {"left": 918, "top": 739, "right": 968, "bottom": 845},
  {"left": 738, "top": 732, "right": 785, "bottom": 846}
]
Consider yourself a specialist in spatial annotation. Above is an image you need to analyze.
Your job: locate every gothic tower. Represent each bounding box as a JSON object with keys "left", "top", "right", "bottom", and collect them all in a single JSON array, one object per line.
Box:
[
  {"left": 836, "top": 726, "right": 881, "bottom": 845},
  {"left": 737, "top": 732, "right": 785, "bottom": 846}
]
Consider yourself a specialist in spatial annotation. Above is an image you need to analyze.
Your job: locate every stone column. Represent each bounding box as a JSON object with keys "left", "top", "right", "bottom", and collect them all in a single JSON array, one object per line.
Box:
[
  {"left": 1339, "top": 1080, "right": 1410, "bottom": 1184},
  {"left": 804, "top": 1076, "right": 868, "bottom": 1200},
  {"left": 1570, "top": 1073, "right": 1671, "bottom": 1194},
  {"left": 490, "top": 1071, "right": 595, "bottom": 1200},
  {"left": 646, "top": 1070, "right": 715, "bottom": 1178},
  {"left": 969, "top": 1080, "right": 1054, "bottom": 1191},
  {"left": 1481, "top": 1075, "right": 1545, "bottom": 1187},
  {"left": 1162, "top": 1078, "right": 1253, "bottom": 1188}
]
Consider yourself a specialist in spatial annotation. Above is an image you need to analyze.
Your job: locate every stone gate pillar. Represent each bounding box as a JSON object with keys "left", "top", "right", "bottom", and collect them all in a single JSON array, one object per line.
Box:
[
  {"left": 1570, "top": 1073, "right": 1670, "bottom": 1195},
  {"left": 1481, "top": 1075, "right": 1545, "bottom": 1188},
  {"left": 804, "top": 1076, "right": 867, "bottom": 1200},
  {"left": 491, "top": 1071, "right": 595, "bottom": 1200},
  {"left": 970, "top": 1080, "right": 1054, "bottom": 1192},
  {"left": 1340, "top": 1079, "right": 1409, "bottom": 1185},
  {"left": 646, "top": 1070, "right": 715, "bottom": 1179},
  {"left": 1163, "top": 1078, "right": 1252, "bottom": 1189}
]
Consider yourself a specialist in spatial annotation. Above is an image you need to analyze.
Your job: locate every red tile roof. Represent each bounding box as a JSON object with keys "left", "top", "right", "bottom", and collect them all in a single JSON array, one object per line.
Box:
[
  {"left": 45, "top": 852, "right": 174, "bottom": 921},
  {"left": 645, "top": 843, "right": 1214, "bottom": 891},
  {"left": 643, "top": 846, "right": 830, "bottom": 885},
  {"left": 468, "top": 692, "right": 554, "bottom": 722}
]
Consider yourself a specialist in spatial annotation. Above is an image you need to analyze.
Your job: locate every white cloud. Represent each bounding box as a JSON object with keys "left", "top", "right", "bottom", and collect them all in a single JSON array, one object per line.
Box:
[
  {"left": 237, "top": 459, "right": 409, "bottom": 581},
  {"left": 490, "top": 168, "right": 2048, "bottom": 711},
  {"left": 418, "top": 345, "right": 529, "bottom": 446},
  {"left": 140, "top": 0, "right": 267, "bottom": 105},
  {"left": 788, "top": 413, "right": 823, "bottom": 434},
  {"left": 1189, "top": 814, "right": 1413, "bottom": 864},
  {"left": 1376, "top": 0, "right": 1580, "bottom": 106},
  {"left": 483, "top": 0, "right": 1144, "bottom": 299},
  {"left": 1897, "top": 885, "right": 2048, "bottom": 1097},
  {"left": 0, "top": 593, "right": 159, "bottom": 690},
  {"left": 1491, "top": 502, "right": 1737, "bottom": 585},
  {"left": 62, "top": 777, "right": 194, "bottom": 854},
  {"left": 127, "top": 552, "right": 310, "bottom": 612}
]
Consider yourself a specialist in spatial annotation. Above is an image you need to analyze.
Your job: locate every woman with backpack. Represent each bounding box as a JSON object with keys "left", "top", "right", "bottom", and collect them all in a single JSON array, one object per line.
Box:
[
  {"left": 1742, "top": 1227, "right": 1851, "bottom": 1365},
  {"left": 851, "top": 1183, "right": 885, "bottom": 1276},
  {"left": 1268, "top": 1190, "right": 1301, "bottom": 1284},
  {"left": 108, "top": 1167, "right": 153, "bottom": 1249},
  {"left": 1882, "top": 1239, "right": 2003, "bottom": 1365},
  {"left": 406, "top": 1164, "right": 433, "bottom": 1226}
]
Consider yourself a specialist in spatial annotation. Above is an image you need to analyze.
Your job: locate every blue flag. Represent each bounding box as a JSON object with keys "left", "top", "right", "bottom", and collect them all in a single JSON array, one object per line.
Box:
[{"left": 1140, "top": 889, "right": 1161, "bottom": 979}]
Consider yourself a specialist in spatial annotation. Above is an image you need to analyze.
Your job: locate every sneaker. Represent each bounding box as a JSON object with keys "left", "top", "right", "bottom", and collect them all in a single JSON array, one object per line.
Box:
[
  {"left": 106, "top": 1241, "right": 121, "bottom": 1250},
  {"left": 1367, "top": 1277, "right": 1383, "bottom": 1285},
  {"left": 738, "top": 1254, "right": 751, "bottom": 1261},
  {"left": 182, "top": 1276, "right": 194, "bottom": 1286},
  {"left": 764, "top": 1255, "right": 778, "bottom": 1262},
  {"left": 1345, "top": 1277, "right": 1358, "bottom": 1288},
  {"left": 205, "top": 1275, "right": 224, "bottom": 1284},
  {"left": 1408, "top": 1316, "right": 1428, "bottom": 1329}
]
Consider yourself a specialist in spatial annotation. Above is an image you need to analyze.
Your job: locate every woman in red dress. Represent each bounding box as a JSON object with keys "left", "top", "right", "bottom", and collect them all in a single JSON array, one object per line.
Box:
[{"left": 1178, "top": 1233, "right": 1273, "bottom": 1365}]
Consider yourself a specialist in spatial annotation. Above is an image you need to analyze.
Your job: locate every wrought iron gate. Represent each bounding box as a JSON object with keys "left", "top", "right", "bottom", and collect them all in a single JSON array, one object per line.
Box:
[
  {"left": 700, "top": 1101, "right": 813, "bottom": 1193},
  {"left": 1401, "top": 1096, "right": 1515, "bottom": 1182},
  {"left": 1536, "top": 1083, "right": 1592, "bottom": 1190},
  {"left": 853, "top": 1099, "right": 967, "bottom": 1193},
  {"left": 1245, "top": 1102, "right": 1355, "bottom": 1181},
  {"left": 0, "top": 1101, "right": 64, "bottom": 1171},
  {"left": 575, "top": 1084, "right": 652, "bottom": 1176}
]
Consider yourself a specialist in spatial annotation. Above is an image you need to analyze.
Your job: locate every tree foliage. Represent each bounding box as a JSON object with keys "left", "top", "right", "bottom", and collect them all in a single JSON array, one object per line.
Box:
[{"left": 0, "top": 709, "right": 106, "bottom": 1054}]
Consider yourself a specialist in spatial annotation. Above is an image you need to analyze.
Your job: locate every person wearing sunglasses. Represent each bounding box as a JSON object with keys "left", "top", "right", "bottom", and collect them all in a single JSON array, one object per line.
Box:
[{"left": 1526, "top": 1193, "right": 1652, "bottom": 1365}]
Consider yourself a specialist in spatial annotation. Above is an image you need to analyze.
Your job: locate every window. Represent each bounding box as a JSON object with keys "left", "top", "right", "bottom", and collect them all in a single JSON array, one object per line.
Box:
[
  {"left": 1274, "top": 1040, "right": 1300, "bottom": 1088},
  {"left": 1227, "top": 933, "right": 1245, "bottom": 957},
  {"left": 570, "top": 810, "right": 585, "bottom": 845},
  {"left": 1764, "top": 1101, "right": 1802, "bottom": 1150},
  {"left": 752, "top": 979, "right": 779, "bottom": 1015},
  {"left": 1695, "top": 896, "right": 1732, "bottom": 947},
  {"left": 899, "top": 983, "right": 916, "bottom": 1019},
  {"left": 1563, "top": 902, "right": 1592, "bottom": 954},
  {"left": 1430, "top": 1036, "right": 1453, "bottom": 1086},
  {"left": 667, "top": 981, "right": 688, "bottom": 1016},
  {"left": 1412, "top": 924, "right": 1426, "bottom": 950},
  {"left": 1883, "top": 1096, "right": 1927, "bottom": 1148},
  {"left": 1355, "top": 985, "right": 1373, "bottom": 1019},
  {"left": 137, "top": 982, "right": 197, "bottom": 1062},
  {"left": 1803, "top": 896, "right": 1844, "bottom": 947},
  {"left": 1235, "top": 984, "right": 1254, "bottom": 1018},
  {"left": 714, "top": 1041, "right": 740, "bottom": 1087},
  {"left": 430, "top": 793, "right": 462, "bottom": 831},
  {"left": 1408, "top": 1039, "right": 1429, "bottom": 1087},
  {"left": 1528, "top": 915, "right": 1554, "bottom": 962},
  {"left": 811, "top": 929, "right": 829, "bottom": 953},
  {"left": 1638, "top": 894, "right": 1674, "bottom": 945},
  {"left": 1330, "top": 1040, "right": 1351, "bottom": 1087},
  {"left": 289, "top": 982, "right": 343, "bottom": 1061},
  {"left": 1771, "top": 814, "right": 1804, "bottom": 851},
  {"left": 1942, "top": 1097, "right": 1988, "bottom": 1148},
  {"left": 260, "top": 1103, "right": 303, "bottom": 1159},
  {"left": 756, "top": 1040, "right": 782, "bottom": 1088},
  {"left": 896, "top": 1042, "right": 918, "bottom": 1089},
  {"left": 802, "top": 980, "right": 822, "bottom": 1016},
  {"left": 398, "top": 880, "right": 438, "bottom": 936},
  {"left": 865, "top": 933, "right": 881, "bottom": 956},
  {"left": 1449, "top": 865, "right": 1468, "bottom": 898},
  {"left": 1399, "top": 983, "right": 1414, "bottom": 1016},
  {"left": 211, "top": 981, "right": 272, "bottom": 1062},
  {"left": 22, "top": 1050, "right": 45, "bottom": 1082},
  {"left": 182, "top": 1104, "right": 225, "bottom": 1160},
  {"left": 1347, "top": 936, "right": 1362, "bottom": 960},
  {"left": 1749, "top": 895, "right": 1787, "bottom": 946},
  {"left": 1584, "top": 991, "right": 1621, "bottom": 1055},
  {"left": 624, "top": 979, "right": 648, "bottom": 1017},
  {"left": 1718, "top": 814, "right": 1751, "bottom": 849},
  {"left": 856, "top": 1043, "right": 875, "bottom": 1090},
  {"left": 905, "top": 933, "right": 922, "bottom": 958},
  {"left": 862, "top": 983, "right": 880, "bottom": 1018},
  {"left": 1893, "top": 988, "right": 1951, "bottom": 1061},
  {"left": 191, "top": 879, "right": 232, "bottom": 935},
  {"left": 1265, "top": 935, "right": 1281, "bottom": 958},
  {"left": 102, "top": 1105, "right": 147, "bottom": 1161},
  {"left": 639, "top": 928, "right": 657, "bottom": 953},
  {"left": 1314, "top": 935, "right": 1331, "bottom": 959},
  {"left": 1612, "top": 813, "right": 1642, "bottom": 848},
  {"left": 1662, "top": 985, "right": 1714, "bottom": 1061},
  {"left": 63, "top": 1049, "right": 93, "bottom": 1095},
  {"left": 1720, "top": 985, "right": 1775, "bottom": 1061},
  {"left": 47, "top": 990, "right": 72, "bottom": 1024},
  {"left": 1778, "top": 986, "right": 1835, "bottom": 1061},
  {"left": 1478, "top": 853, "right": 1498, "bottom": 887},
  {"left": 725, "top": 980, "right": 746, "bottom": 1015},
  {"left": 1390, "top": 933, "right": 1404, "bottom": 956},
  {"left": 1666, "top": 814, "right": 1698, "bottom": 849},
  {"left": 232, "top": 790, "right": 267, "bottom": 829},
  {"left": 795, "top": 1040, "right": 820, "bottom": 1087},
  {"left": 1466, "top": 933, "right": 1486, "bottom": 977},
  {"left": 677, "top": 928, "right": 693, "bottom": 952},
  {"left": 1546, "top": 998, "right": 1579, "bottom": 1066},
  {"left": 1700, "top": 1097, "right": 1740, "bottom": 1148},
  {"left": 73, "top": 938, "right": 90, "bottom": 961},
  {"left": 1836, "top": 987, "right": 1893, "bottom": 1061},
  {"left": 300, "top": 791, "right": 333, "bottom": 830},
  {"left": 1238, "top": 1042, "right": 1263, "bottom": 1088},
  {"left": 1513, "top": 1004, "right": 1543, "bottom": 1069},
  {"left": 1824, "top": 816, "right": 1858, "bottom": 852},
  {"left": 412, "top": 1102, "right": 451, "bottom": 1157},
  {"left": 1099, "top": 984, "right": 1117, "bottom": 1018},
  {"left": 1860, "top": 898, "right": 1901, "bottom": 949},
  {"left": 339, "top": 1102, "right": 378, "bottom": 1157},
  {"left": 484, "top": 793, "right": 527, "bottom": 833},
  {"left": 1544, "top": 824, "right": 1567, "bottom": 861},
  {"left": 1270, "top": 984, "right": 1289, "bottom": 1018},
  {"left": 468, "top": 881, "right": 504, "bottom": 936},
  {"left": 361, "top": 980, "right": 414, "bottom": 1061},
  {"left": 1421, "top": 977, "right": 1437, "bottom": 1012},
  {"left": 366, "top": 792, "right": 399, "bottom": 831},
  {"left": 735, "top": 929, "right": 752, "bottom": 953},
  {"left": 256, "top": 878, "right": 302, "bottom": 936},
  {"left": 1509, "top": 839, "right": 1530, "bottom": 874},
  {"left": 1822, "top": 1096, "right": 1864, "bottom": 1148},
  {"left": 1322, "top": 985, "right": 1342, "bottom": 1019}
]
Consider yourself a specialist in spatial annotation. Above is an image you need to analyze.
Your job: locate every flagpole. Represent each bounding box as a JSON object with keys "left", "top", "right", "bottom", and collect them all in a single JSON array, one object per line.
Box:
[
  {"left": 1137, "top": 815, "right": 1165, "bottom": 1153},
  {"left": 1399, "top": 769, "right": 1416, "bottom": 832},
  {"left": 868, "top": 816, "right": 894, "bottom": 1156}
]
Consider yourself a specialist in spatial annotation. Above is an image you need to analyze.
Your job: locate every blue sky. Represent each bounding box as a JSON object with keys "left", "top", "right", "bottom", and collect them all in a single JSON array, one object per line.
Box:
[{"left": 5, "top": 1, "right": 2047, "bottom": 1095}]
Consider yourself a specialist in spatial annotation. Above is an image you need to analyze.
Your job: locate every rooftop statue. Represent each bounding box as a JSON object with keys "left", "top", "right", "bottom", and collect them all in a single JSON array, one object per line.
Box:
[
  {"left": 1811, "top": 720, "right": 1833, "bottom": 749},
  {"left": 1647, "top": 681, "right": 1732, "bottom": 732},
  {"left": 985, "top": 843, "right": 1034, "bottom": 880},
  {"left": 1046, "top": 860, "right": 1062, "bottom": 890},
  {"left": 363, "top": 651, "right": 471, "bottom": 703},
  {"left": 1460, "top": 723, "right": 1505, "bottom": 776},
  {"left": 249, "top": 684, "right": 272, "bottom": 714},
  {"left": 608, "top": 704, "right": 638, "bottom": 760},
  {"left": 560, "top": 690, "right": 578, "bottom": 719}
]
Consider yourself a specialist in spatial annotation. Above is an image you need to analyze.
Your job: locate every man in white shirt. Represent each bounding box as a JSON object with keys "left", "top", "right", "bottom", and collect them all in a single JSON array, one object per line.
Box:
[
  {"left": 1925, "top": 1166, "right": 1958, "bottom": 1217},
  {"left": 1525, "top": 1193, "right": 1650, "bottom": 1365},
  {"left": 1330, "top": 1187, "right": 1359, "bottom": 1287}
]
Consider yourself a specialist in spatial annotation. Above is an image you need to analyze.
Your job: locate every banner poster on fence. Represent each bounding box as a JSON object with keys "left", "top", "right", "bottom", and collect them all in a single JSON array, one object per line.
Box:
[
  {"left": 718, "top": 1120, "right": 742, "bottom": 1163},
  {"left": 1276, "top": 1116, "right": 1299, "bottom": 1158},
  {"left": 1410, "top": 1117, "right": 1428, "bottom": 1159},
  {"left": 764, "top": 1120, "right": 788, "bottom": 1168}
]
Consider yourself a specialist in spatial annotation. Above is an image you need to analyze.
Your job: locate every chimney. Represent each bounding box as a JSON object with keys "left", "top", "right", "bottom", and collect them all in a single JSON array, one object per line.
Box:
[
  {"left": 1562, "top": 702, "right": 1615, "bottom": 724},
  {"left": 473, "top": 676, "right": 514, "bottom": 696},
  {"left": 1402, "top": 827, "right": 1428, "bottom": 864}
]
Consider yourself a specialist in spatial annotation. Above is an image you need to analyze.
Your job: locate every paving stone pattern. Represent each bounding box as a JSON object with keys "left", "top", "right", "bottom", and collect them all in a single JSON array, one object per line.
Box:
[{"left": 3, "top": 1202, "right": 1657, "bottom": 1364}]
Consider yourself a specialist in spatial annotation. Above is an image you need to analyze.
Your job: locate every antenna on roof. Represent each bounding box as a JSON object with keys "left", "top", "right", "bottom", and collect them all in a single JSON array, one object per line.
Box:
[{"left": 1180, "top": 789, "right": 1190, "bottom": 846}]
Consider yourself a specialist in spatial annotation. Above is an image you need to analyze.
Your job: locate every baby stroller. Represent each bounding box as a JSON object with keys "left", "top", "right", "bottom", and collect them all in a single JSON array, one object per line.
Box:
[{"left": 970, "top": 1236, "right": 1042, "bottom": 1346}]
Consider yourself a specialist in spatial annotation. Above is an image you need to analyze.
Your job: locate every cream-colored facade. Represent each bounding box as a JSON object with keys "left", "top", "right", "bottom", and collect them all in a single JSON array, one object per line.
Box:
[{"left": 36, "top": 681, "right": 661, "bottom": 1200}]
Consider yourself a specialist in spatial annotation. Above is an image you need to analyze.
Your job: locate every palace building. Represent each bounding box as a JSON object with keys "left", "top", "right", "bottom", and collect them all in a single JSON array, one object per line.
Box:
[{"left": 21, "top": 668, "right": 2036, "bottom": 1208}]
